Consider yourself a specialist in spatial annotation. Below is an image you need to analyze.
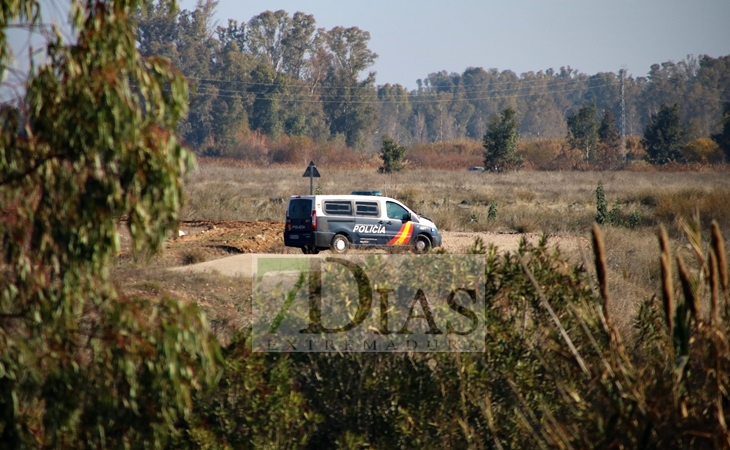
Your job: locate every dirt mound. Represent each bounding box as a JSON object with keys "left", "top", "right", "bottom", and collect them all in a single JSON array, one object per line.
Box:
[
  {"left": 117, "top": 220, "right": 286, "bottom": 266},
  {"left": 118, "top": 219, "right": 585, "bottom": 267},
  {"left": 172, "top": 220, "right": 284, "bottom": 254}
]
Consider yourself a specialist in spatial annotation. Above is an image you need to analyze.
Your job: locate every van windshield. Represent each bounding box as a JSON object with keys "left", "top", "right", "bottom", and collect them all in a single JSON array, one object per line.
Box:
[{"left": 288, "top": 199, "right": 312, "bottom": 219}]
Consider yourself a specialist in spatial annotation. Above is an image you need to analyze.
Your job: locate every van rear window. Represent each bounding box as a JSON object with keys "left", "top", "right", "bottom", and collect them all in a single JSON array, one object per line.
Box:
[
  {"left": 356, "top": 201, "right": 379, "bottom": 217},
  {"left": 288, "top": 199, "right": 312, "bottom": 219},
  {"left": 324, "top": 201, "right": 353, "bottom": 216}
]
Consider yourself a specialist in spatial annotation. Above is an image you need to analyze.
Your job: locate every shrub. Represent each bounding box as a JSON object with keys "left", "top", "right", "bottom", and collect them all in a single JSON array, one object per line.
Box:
[
  {"left": 682, "top": 137, "right": 724, "bottom": 164},
  {"left": 406, "top": 140, "right": 483, "bottom": 170},
  {"left": 596, "top": 181, "right": 608, "bottom": 224},
  {"left": 643, "top": 103, "right": 686, "bottom": 165},
  {"left": 483, "top": 108, "right": 523, "bottom": 171},
  {"left": 378, "top": 135, "right": 407, "bottom": 173},
  {"left": 488, "top": 201, "right": 498, "bottom": 221},
  {"left": 624, "top": 134, "right": 646, "bottom": 160},
  {"left": 518, "top": 137, "right": 563, "bottom": 169}
]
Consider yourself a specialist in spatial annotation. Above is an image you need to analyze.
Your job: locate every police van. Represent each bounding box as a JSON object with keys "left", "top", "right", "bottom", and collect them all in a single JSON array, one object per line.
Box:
[{"left": 284, "top": 193, "right": 442, "bottom": 254}]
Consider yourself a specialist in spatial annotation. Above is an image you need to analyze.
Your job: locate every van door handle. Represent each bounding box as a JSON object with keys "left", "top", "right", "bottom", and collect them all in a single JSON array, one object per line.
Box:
[{"left": 379, "top": 220, "right": 391, "bottom": 225}]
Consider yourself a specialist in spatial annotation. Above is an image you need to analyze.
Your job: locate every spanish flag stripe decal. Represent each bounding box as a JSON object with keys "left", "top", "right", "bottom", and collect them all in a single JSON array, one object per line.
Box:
[{"left": 387, "top": 222, "right": 413, "bottom": 245}]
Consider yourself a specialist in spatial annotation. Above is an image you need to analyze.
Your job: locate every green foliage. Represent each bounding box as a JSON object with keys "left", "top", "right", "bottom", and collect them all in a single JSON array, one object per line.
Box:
[
  {"left": 249, "top": 64, "right": 287, "bottom": 139},
  {"left": 711, "top": 102, "right": 730, "bottom": 160},
  {"left": 1, "top": 0, "right": 219, "bottom": 447},
  {"left": 567, "top": 102, "right": 600, "bottom": 159},
  {"left": 482, "top": 108, "right": 523, "bottom": 171},
  {"left": 595, "top": 181, "right": 608, "bottom": 224},
  {"left": 626, "top": 209, "right": 642, "bottom": 228},
  {"left": 321, "top": 26, "right": 379, "bottom": 149},
  {"left": 171, "top": 333, "right": 312, "bottom": 449},
  {"left": 265, "top": 225, "right": 730, "bottom": 448},
  {"left": 596, "top": 108, "right": 622, "bottom": 166},
  {"left": 596, "top": 183, "right": 642, "bottom": 228},
  {"left": 607, "top": 199, "right": 620, "bottom": 224},
  {"left": 598, "top": 108, "right": 621, "bottom": 149},
  {"left": 488, "top": 201, "right": 498, "bottom": 220},
  {"left": 643, "top": 103, "right": 687, "bottom": 165},
  {"left": 485, "top": 223, "right": 730, "bottom": 448},
  {"left": 378, "top": 134, "right": 406, "bottom": 173}
]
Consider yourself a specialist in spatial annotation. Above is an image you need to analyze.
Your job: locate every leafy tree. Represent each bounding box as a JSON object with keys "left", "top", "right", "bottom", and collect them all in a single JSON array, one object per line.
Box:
[
  {"left": 1, "top": 0, "right": 219, "bottom": 446},
  {"left": 483, "top": 108, "right": 522, "bottom": 171},
  {"left": 206, "top": 40, "right": 257, "bottom": 155},
  {"left": 246, "top": 10, "right": 316, "bottom": 79},
  {"left": 566, "top": 102, "right": 599, "bottom": 160},
  {"left": 249, "top": 63, "right": 286, "bottom": 138},
  {"left": 643, "top": 103, "right": 686, "bottom": 165},
  {"left": 378, "top": 135, "right": 406, "bottom": 173},
  {"left": 246, "top": 10, "right": 292, "bottom": 71},
  {"left": 217, "top": 18, "right": 246, "bottom": 50},
  {"left": 135, "top": 0, "right": 222, "bottom": 153},
  {"left": 598, "top": 108, "right": 621, "bottom": 150},
  {"left": 711, "top": 102, "right": 730, "bottom": 161},
  {"left": 377, "top": 83, "right": 413, "bottom": 143},
  {"left": 596, "top": 107, "right": 622, "bottom": 166},
  {"left": 281, "top": 12, "right": 317, "bottom": 79},
  {"left": 320, "top": 26, "right": 379, "bottom": 149}
]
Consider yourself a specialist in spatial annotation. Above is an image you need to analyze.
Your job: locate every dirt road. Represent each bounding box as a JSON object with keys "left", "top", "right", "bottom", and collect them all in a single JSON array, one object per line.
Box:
[{"left": 158, "top": 220, "right": 586, "bottom": 278}]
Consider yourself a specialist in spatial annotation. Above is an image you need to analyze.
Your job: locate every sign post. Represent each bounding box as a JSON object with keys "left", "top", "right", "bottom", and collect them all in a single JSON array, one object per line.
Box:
[{"left": 302, "top": 161, "right": 321, "bottom": 195}]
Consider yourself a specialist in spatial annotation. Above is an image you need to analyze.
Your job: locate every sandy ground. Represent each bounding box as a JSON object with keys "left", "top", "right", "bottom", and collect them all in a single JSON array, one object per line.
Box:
[
  {"left": 441, "top": 231, "right": 585, "bottom": 254},
  {"left": 155, "top": 220, "right": 586, "bottom": 278}
]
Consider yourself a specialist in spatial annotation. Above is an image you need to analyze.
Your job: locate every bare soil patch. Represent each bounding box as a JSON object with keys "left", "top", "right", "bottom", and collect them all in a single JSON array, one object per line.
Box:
[{"left": 119, "top": 219, "right": 585, "bottom": 262}]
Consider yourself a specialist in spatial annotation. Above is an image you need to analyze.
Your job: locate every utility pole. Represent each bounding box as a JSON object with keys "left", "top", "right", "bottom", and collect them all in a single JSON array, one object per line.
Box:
[{"left": 619, "top": 67, "right": 627, "bottom": 159}]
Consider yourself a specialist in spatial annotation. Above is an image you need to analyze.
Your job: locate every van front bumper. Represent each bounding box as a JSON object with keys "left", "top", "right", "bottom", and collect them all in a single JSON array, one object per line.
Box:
[{"left": 431, "top": 233, "right": 442, "bottom": 248}]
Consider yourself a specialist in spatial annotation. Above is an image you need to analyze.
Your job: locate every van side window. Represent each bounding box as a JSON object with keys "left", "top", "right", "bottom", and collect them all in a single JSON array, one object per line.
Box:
[
  {"left": 323, "top": 201, "right": 353, "bottom": 216},
  {"left": 386, "top": 201, "right": 409, "bottom": 221},
  {"left": 355, "top": 201, "right": 379, "bottom": 217}
]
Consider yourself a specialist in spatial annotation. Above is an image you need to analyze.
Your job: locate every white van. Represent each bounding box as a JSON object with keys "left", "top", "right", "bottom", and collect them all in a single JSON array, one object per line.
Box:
[{"left": 284, "top": 194, "right": 442, "bottom": 254}]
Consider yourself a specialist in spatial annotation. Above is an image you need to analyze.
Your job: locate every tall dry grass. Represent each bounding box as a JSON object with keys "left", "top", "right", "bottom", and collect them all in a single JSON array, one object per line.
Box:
[
  {"left": 184, "top": 166, "right": 730, "bottom": 234},
  {"left": 181, "top": 165, "right": 730, "bottom": 319}
]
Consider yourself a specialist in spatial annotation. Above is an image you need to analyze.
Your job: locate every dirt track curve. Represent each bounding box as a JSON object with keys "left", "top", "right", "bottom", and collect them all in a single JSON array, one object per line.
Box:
[{"left": 130, "top": 220, "right": 588, "bottom": 277}]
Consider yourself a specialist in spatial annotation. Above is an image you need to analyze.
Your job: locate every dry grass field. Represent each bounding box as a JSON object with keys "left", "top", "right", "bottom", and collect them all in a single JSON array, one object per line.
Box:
[
  {"left": 182, "top": 164, "right": 730, "bottom": 234},
  {"left": 113, "top": 163, "right": 730, "bottom": 339}
]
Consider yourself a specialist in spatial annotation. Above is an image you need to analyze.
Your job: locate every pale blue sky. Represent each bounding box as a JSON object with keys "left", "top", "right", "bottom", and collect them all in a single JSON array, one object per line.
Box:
[
  {"left": 5, "top": 0, "right": 730, "bottom": 95},
  {"left": 183, "top": 0, "right": 730, "bottom": 88}
]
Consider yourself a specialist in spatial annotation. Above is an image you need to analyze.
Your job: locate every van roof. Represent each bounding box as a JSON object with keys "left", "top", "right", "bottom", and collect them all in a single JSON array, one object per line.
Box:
[{"left": 289, "top": 194, "right": 392, "bottom": 201}]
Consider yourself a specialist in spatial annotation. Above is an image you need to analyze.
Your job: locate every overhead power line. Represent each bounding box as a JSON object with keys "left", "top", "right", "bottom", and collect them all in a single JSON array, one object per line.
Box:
[{"left": 184, "top": 82, "right": 616, "bottom": 104}]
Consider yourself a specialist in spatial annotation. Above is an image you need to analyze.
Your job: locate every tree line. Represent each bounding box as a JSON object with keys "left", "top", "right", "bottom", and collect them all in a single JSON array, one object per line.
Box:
[
  {"left": 132, "top": 1, "right": 730, "bottom": 159},
  {"left": 478, "top": 100, "right": 730, "bottom": 171}
]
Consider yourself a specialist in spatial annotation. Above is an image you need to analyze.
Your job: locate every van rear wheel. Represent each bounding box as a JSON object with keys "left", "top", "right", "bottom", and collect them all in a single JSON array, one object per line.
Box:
[
  {"left": 302, "top": 246, "right": 319, "bottom": 255},
  {"left": 330, "top": 234, "right": 350, "bottom": 254},
  {"left": 413, "top": 235, "right": 431, "bottom": 254}
]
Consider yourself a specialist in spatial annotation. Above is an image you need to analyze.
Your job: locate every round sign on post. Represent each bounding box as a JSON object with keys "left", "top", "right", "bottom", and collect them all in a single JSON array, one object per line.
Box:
[{"left": 302, "top": 161, "right": 321, "bottom": 195}]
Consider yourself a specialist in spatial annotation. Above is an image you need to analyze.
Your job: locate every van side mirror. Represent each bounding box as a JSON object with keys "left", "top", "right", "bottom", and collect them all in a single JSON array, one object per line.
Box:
[{"left": 403, "top": 213, "right": 411, "bottom": 222}]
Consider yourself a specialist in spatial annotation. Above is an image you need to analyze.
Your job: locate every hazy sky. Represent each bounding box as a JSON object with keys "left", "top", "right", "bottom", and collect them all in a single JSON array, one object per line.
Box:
[{"left": 182, "top": 0, "right": 730, "bottom": 89}]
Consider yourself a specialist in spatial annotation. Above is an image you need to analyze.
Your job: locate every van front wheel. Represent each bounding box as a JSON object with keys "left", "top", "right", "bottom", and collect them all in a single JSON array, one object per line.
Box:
[
  {"left": 413, "top": 235, "right": 431, "bottom": 254},
  {"left": 330, "top": 234, "right": 350, "bottom": 254}
]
